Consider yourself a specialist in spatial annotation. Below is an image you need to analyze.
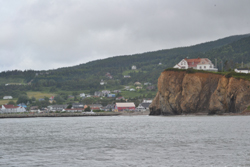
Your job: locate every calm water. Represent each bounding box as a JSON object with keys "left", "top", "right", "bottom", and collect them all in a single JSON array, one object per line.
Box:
[{"left": 1, "top": 115, "right": 250, "bottom": 167}]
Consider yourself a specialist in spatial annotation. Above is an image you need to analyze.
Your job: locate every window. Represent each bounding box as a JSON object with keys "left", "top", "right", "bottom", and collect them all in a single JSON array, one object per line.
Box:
[
  {"left": 204, "top": 66, "right": 206, "bottom": 69},
  {"left": 200, "top": 66, "right": 202, "bottom": 69},
  {"left": 210, "top": 65, "right": 212, "bottom": 68}
]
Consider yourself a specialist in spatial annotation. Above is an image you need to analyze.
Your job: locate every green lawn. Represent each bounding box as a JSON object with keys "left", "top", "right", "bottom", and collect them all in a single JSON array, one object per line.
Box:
[{"left": 26, "top": 92, "right": 56, "bottom": 99}]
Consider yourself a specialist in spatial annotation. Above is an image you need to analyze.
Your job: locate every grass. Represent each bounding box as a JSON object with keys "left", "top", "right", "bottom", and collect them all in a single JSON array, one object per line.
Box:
[
  {"left": 120, "top": 90, "right": 157, "bottom": 99},
  {"left": 0, "top": 99, "right": 17, "bottom": 105},
  {"left": 26, "top": 92, "right": 56, "bottom": 99},
  {"left": 0, "top": 78, "right": 24, "bottom": 85},
  {"left": 122, "top": 69, "right": 146, "bottom": 75}
]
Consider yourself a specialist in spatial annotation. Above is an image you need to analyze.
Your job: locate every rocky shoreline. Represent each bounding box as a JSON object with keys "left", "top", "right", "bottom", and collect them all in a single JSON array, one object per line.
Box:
[{"left": 0, "top": 112, "right": 121, "bottom": 119}]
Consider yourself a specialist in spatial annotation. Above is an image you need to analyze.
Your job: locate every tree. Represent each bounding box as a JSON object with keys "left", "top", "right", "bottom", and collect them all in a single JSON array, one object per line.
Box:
[
  {"left": 84, "top": 106, "right": 91, "bottom": 111},
  {"left": 16, "top": 94, "right": 29, "bottom": 104},
  {"left": 67, "top": 104, "right": 72, "bottom": 109},
  {"left": 54, "top": 95, "right": 64, "bottom": 104},
  {"left": 8, "top": 100, "right": 15, "bottom": 105}
]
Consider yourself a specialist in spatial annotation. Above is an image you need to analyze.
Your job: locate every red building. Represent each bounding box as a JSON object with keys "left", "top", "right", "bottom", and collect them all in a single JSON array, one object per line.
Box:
[{"left": 115, "top": 102, "right": 136, "bottom": 111}]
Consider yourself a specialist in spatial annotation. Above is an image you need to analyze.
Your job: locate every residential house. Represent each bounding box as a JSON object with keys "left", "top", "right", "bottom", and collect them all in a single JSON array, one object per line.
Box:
[
  {"left": 89, "top": 104, "right": 103, "bottom": 110},
  {"left": 68, "top": 95, "right": 74, "bottom": 99},
  {"left": 63, "top": 108, "right": 85, "bottom": 112},
  {"left": 0, "top": 105, "right": 26, "bottom": 113},
  {"left": 17, "top": 103, "right": 27, "bottom": 108},
  {"left": 144, "top": 82, "right": 151, "bottom": 86},
  {"left": 132, "top": 65, "right": 137, "bottom": 70},
  {"left": 105, "top": 72, "right": 113, "bottom": 79},
  {"left": 173, "top": 58, "right": 218, "bottom": 71},
  {"left": 147, "top": 85, "right": 155, "bottom": 90},
  {"left": 124, "top": 86, "right": 130, "bottom": 90},
  {"left": 80, "top": 93, "right": 86, "bottom": 98},
  {"left": 159, "top": 62, "right": 162, "bottom": 65},
  {"left": 130, "top": 88, "right": 135, "bottom": 91},
  {"left": 72, "top": 103, "right": 84, "bottom": 108},
  {"left": 94, "top": 91, "right": 102, "bottom": 97},
  {"left": 113, "top": 90, "right": 121, "bottom": 93},
  {"left": 102, "top": 90, "right": 111, "bottom": 97},
  {"left": 3, "top": 96, "right": 13, "bottom": 100},
  {"left": 234, "top": 68, "right": 250, "bottom": 74},
  {"left": 115, "top": 102, "right": 136, "bottom": 112},
  {"left": 136, "top": 102, "right": 151, "bottom": 111},
  {"left": 39, "top": 98, "right": 45, "bottom": 101},
  {"left": 30, "top": 106, "right": 40, "bottom": 113},
  {"left": 136, "top": 86, "right": 142, "bottom": 90},
  {"left": 102, "top": 104, "right": 115, "bottom": 111},
  {"left": 47, "top": 105, "right": 68, "bottom": 112},
  {"left": 124, "top": 75, "right": 131, "bottom": 78},
  {"left": 134, "top": 82, "right": 141, "bottom": 86},
  {"left": 107, "top": 94, "right": 116, "bottom": 98},
  {"left": 116, "top": 96, "right": 125, "bottom": 101},
  {"left": 143, "top": 99, "right": 153, "bottom": 103},
  {"left": 100, "top": 80, "right": 107, "bottom": 85}
]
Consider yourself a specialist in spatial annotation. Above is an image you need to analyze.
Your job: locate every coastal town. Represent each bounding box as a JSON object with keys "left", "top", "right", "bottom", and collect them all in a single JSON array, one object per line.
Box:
[{"left": 1, "top": 57, "right": 249, "bottom": 116}]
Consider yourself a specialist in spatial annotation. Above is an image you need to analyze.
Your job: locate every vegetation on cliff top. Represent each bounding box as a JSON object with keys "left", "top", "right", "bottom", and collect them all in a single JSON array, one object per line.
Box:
[{"left": 165, "top": 68, "right": 250, "bottom": 81}]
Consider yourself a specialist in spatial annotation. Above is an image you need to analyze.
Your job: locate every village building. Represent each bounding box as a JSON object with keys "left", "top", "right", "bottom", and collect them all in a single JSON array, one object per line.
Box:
[
  {"left": 136, "top": 86, "right": 142, "bottom": 89},
  {"left": 3, "top": 96, "right": 13, "bottom": 100},
  {"left": 105, "top": 72, "right": 113, "bottom": 79},
  {"left": 79, "top": 93, "right": 86, "bottom": 97},
  {"left": 132, "top": 65, "right": 137, "bottom": 70},
  {"left": 234, "top": 68, "right": 250, "bottom": 74},
  {"left": 173, "top": 58, "right": 218, "bottom": 71},
  {"left": 101, "top": 104, "right": 115, "bottom": 111},
  {"left": 115, "top": 102, "right": 136, "bottom": 111},
  {"left": 134, "top": 82, "right": 141, "bottom": 85},
  {"left": 94, "top": 91, "right": 102, "bottom": 97},
  {"left": 72, "top": 103, "right": 84, "bottom": 108},
  {"left": 0, "top": 105, "right": 26, "bottom": 113},
  {"left": 107, "top": 94, "right": 116, "bottom": 98},
  {"left": 101, "top": 90, "right": 111, "bottom": 96},
  {"left": 47, "top": 105, "right": 68, "bottom": 112},
  {"left": 124, "top": 75, "right": 131, "bottom": 78},
  {"left": 116, "top": 96, "right": 125, "bottom": 101}
]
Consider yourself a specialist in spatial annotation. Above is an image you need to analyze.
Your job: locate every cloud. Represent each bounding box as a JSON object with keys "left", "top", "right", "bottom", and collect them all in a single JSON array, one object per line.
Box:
[{"left": 0, "top": 0, "right": 250, "bottom": 72}]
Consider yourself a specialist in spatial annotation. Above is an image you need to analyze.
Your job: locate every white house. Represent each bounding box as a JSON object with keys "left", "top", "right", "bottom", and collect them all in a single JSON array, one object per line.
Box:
[
  {"left": 234, "top": 68, "right": 250, "bottom": 74},
  {"left": 3, "top": 96, "right": 13, "bottom": 100},
  {"left": 0, "top": 105, "right": 26, "bottom": 113},
  {"left": 80, "top": 93, "right": 85, "bottom": 97},
  {"left": 132, "top": 65, "right": 137, "bottom": 70},
  {"left": 173, "top": 58, "right": 218, "bottom": 72}
]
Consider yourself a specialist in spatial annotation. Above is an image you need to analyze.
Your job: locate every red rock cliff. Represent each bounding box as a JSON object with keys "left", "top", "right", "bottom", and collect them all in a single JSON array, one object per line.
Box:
[{"left": 149, "top": 71, "right": 250, "bottom": 115}]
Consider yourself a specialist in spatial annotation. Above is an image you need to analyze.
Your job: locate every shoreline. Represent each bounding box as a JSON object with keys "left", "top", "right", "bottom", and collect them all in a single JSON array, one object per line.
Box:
[{"left": 0, "top": 112, "right": 121, "bottom": 119}]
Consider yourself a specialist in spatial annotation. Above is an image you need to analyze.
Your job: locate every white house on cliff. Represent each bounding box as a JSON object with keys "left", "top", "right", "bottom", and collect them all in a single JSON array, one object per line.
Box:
[{"left": 173, "top": 58, "right": 218, "bottom": 72}]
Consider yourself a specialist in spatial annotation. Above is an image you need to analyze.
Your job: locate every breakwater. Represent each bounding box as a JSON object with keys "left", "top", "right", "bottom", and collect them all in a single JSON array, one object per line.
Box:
[{"left": 0, "top": 112, "right": 121, "bottom": 119}]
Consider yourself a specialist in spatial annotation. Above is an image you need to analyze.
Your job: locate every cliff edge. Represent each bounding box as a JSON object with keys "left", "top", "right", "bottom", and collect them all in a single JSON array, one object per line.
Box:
[{"left": 149, "top": 70, "right": 250, "bottom": 115}]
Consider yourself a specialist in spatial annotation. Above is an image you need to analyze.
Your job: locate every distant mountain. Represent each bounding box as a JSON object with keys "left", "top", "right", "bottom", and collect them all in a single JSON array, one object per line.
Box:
[{"left": 0, "top": 33, "right": 250, "bottom": 98}]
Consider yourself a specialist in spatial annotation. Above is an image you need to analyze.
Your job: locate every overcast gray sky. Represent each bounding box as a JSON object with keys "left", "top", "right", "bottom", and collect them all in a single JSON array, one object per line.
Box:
[{"left": 0, "top": 0, "right": 249, "bottom": 72}]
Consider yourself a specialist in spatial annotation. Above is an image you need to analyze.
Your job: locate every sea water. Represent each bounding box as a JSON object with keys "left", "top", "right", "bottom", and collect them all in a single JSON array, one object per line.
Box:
[{"left": 1, "top": 115, "right": 250, "bottom": 167}]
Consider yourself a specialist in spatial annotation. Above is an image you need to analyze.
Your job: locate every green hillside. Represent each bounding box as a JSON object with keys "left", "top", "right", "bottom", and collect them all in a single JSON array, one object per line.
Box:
[{"left": 0, "top": 33, "right": 250, "bottom": 101}]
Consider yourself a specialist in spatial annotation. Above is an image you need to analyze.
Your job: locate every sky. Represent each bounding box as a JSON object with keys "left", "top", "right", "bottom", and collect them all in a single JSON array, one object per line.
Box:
[{"left": 0, "top": 0, "right": 250, "bottom": 72}]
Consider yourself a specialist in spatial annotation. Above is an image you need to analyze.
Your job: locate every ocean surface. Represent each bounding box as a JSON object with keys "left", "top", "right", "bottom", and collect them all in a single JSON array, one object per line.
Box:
[{"left": 1, "top": 115, "right": 250, "bottom": 167}]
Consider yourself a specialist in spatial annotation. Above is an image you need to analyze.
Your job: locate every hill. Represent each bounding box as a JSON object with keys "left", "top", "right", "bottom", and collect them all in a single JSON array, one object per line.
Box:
[{"left": 0, "top": 33, "right": 250, "bottom": 101}]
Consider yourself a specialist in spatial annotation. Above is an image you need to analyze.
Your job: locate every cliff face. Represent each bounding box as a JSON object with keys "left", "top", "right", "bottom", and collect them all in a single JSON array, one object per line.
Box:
[{"left": 150, "top": 71, "right": 250, "bottom": 115}]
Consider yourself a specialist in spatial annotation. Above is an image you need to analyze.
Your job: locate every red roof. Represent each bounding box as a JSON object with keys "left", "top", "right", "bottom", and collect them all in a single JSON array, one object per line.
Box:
[
  {"left": 2, "top": 105, "right": 19, "bottom": 109},
  {"left": 185, "top": 58, "right": 201, "bottom": 68}
]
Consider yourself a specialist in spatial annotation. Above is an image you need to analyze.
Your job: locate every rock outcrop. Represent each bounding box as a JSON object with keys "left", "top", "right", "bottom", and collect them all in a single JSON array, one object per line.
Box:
[{"left": 149, "top": 70, "right": 250, "bottom": 115}]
